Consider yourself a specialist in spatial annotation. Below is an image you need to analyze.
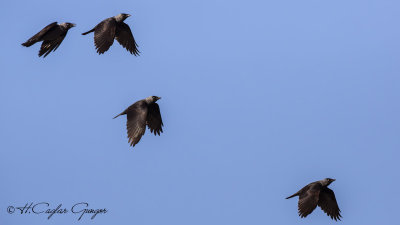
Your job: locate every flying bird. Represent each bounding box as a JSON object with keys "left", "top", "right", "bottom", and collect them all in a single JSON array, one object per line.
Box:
[
  {"left": 82, "top": 13, "right": 140, "bottom": 55},
  {"left": 114, "top": 96, "right": 163, "bottom": 147},
  {"left": 286, "top": 178, "right": 342, "bottom": 221},
  {"left": 22, "top": 22, "right": 75, "bottom": 57}
]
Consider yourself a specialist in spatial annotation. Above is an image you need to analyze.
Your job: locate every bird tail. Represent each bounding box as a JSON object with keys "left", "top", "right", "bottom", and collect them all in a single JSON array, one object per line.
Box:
[
  {"left": 82, "top": 29, "right": 95, "bottom": 35},
  {"left": 285, "top": 192, "right": 299, "bottom": 199},
  {"left": 113, "top": 112, "right": 124, "bottom": 119},
  {"left": 21, "top": 39, "right": 37, "bottom": 47}
]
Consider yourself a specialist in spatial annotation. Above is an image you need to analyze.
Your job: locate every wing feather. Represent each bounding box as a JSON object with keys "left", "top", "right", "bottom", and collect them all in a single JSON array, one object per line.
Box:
[
  {"left": 298, "top": 184, "right": 320, "bottom": 218},
  {"left": 125, "top": 104, "right": 147, "bottom": 147},
  {"left": 115, "top": 22, "right": 140, "bottom": 55},
  {"left": 94, "top": 18, "right": 116, "bottom": 54},
  {"left": 146, "top": 103, "right": 163, "bottom": 135},
  {"left": 22, "top": 22, "right": 58, "bottom": 47},
  {"left": 39, "top": 35, "right": 66, "bottom": 57},
  {"left": 318, "top": 187, "right": 342, "bottom": 221}
]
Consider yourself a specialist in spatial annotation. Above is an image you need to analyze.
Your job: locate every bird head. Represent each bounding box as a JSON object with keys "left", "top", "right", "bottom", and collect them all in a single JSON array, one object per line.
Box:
[
  {"left": 60, "top": 22, "right": 76, "bottom": 29},
  {"left": 115, "top": 13, "right": 131, "bottom": 22},
  {"left": 321, "top": 178, "right": 336, "bottom": 186},
  {"left": 145, "top": 96, "right": 161, "bottom": 104},
  {"left": 152, "top": 96, "right": 161, "bottom": 102}
]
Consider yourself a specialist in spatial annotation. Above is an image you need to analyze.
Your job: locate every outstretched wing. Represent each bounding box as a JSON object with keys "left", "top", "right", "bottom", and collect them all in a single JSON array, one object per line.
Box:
[
  {"left": 298, "top": 184, "right": 320, "bottom": 218},
  {"left": 318, "top": 187, "right": 342, "bottom": 221},
  {"left": 39, "top": 34, "right": 66, "bottom": 57},
  {"left": 146, "top": 103, "right": 163, "bottom": 135},
  {"left": 93, "top": 18, "right": 116, "bottom": 54},
  {"left": 115, "top": 22, "right": 140, "bottom": 56},
  {"left": 22, "top": 22, "right": 58, "bottom": 47},
  {"left": 126, "top": 105, "right": 148, "bottom": 147}
]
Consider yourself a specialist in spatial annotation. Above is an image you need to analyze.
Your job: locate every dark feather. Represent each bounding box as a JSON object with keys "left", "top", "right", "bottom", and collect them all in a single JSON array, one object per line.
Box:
[
  {"left": 126, "top": 104, "right": 147, "bottom": 147},
  {"left": 318, "top": 187, "right": 342, "bottom": 221},
  {"left": 115, "top": 97, "right": 163, "bottom": 148},
  {"left": 147, "top": 103, "right": 163, "bottom": 135},
  {"left": 39, "top": 35, "right": 66, "bottom": 57},
  {"left": 287, "top": 179, "right": 341, "bottom": 221},
  {"left": 115, "top": 22, "right": 140, "bottom": 56},
  {"left": 93, "top": 18, "right": 116, "bottom": 54},
  {"left": 82, "top": 28, "right": 95, "bottom": 35},
  {"left": 83, "top": 14, "right": 140, "bottom": 55},
  {"left": 22, "top": 22, "right": 74, "bottom": 57},
  {"left": 297, "top": 183, "right": 320, "bottom": 218},
  {"left": 22, "top": 22, "right": 58, "bottom": 47}
]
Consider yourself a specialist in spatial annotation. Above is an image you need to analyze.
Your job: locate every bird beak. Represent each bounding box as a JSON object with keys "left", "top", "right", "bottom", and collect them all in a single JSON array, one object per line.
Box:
[
  {"left": 332, "top": 179, "right": 336, "bottom": 182},
  {"left": 157, "top": 97, "right": 161, "bottom": 100},
  {"left": 72, "top": 23, "right": 76, "bottom": 27},
  {"left": 127, "top": 14, "right": 131, "bottom": 17}
]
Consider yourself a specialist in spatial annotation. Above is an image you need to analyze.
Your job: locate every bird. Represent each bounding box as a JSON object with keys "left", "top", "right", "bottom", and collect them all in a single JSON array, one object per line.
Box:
[
  {"left": 22, "top": 22, "right": 75, "bottom": 57},
  {"left": 114, "top": 96, "right": 163, "bottom": 147},
  {"left": 82, "top": 13, "right": 140, "bottom": 55},
  {"left": 286, "top": 178, "right": 342, "bottom": 221}
]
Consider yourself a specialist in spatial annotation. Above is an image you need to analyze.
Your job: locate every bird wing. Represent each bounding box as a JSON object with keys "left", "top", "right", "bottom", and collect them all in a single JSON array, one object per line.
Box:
[
  {"left": 126, "top": 105, "right": 148, "bottom": 147},
  {"left": 298, "top": 184, "right": 320, "bottom": 218},
  {"left": 115, "top": 22, "right": 140, "bottom": 55},
  {"left": 146, "top": 103, "right": 163, "bottom": 135},
  {"left": 22, "top": 22, "right": 58, "bottom": 46},
  {"left": 93, "top": 18, "right": 116, "bottom": 54},
  {"left": 318, "top": 187, "right": 342, "bottom": 221},
  {"left": 39, "top": 34, "right": 66, "bottom": 57}
]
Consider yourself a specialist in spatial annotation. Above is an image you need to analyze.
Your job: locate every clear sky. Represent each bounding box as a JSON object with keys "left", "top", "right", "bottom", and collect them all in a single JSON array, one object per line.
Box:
[{"left": 1, "top": 0, "right": 399, "bottom": 224}]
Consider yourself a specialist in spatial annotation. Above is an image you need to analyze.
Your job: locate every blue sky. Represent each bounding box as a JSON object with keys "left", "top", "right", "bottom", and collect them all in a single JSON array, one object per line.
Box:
[{"left": 1, "top": 0, "right": 399, "bottom": 224}]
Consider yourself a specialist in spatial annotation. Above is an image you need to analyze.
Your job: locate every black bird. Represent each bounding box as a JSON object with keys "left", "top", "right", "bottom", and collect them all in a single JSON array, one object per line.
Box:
[
  {"left": 22, "top": 22, "right": 75, "bottom": 57},
  {"left": 286, "top": 178, "right": 342, "bottom": 221},
  {"left": 114, "top": 96, "right": 163, "bottom": 147},
  {"left": 82, "top": 13, "right": 140, "bottom": 55}
]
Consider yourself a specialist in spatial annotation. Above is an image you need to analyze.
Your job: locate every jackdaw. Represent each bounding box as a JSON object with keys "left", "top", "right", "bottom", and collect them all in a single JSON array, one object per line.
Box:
[
  {"left": 286, "top": 178, "right": 342, "bottom": 221},
  {"left": 114, "top": 96, "right": 163, "bottom": 147},
  {"left": 22, "top": 22, "right": 75, "bottom": 57},
  {"left": 82, "top": 13, "right": 140, "bottom": 55}
]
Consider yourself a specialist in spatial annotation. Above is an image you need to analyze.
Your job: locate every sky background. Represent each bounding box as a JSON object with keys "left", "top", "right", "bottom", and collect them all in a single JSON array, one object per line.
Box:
[{"left": 1, "top": 0, "right": 399, "bottom": 224}]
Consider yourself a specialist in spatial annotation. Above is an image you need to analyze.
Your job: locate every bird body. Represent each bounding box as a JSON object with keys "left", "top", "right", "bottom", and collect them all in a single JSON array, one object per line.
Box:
[
  {"left": 114, "top": 96, "right": 163, "bottom": 147},
  {"left": 286, "top": 178, "right": 342, "bottom": 221},
  {"left": 82, "top": 13, "right": 140, "bottom": 55},
  {"left": 22, "top": 22, "right": 75, "bottom": 57}
]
